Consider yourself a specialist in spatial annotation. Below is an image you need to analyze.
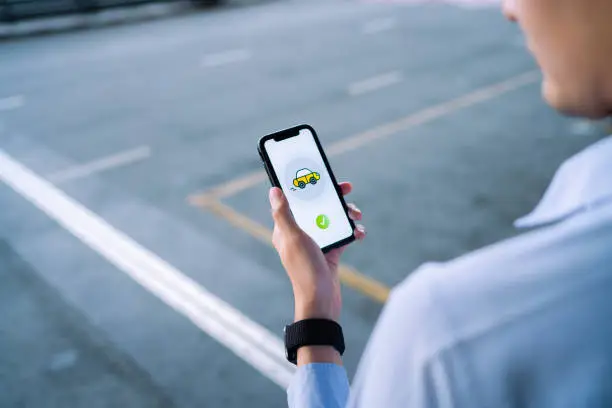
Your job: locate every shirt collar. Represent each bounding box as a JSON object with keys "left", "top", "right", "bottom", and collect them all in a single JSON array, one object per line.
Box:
[{"left": 515, "top": 135, "right": 612, "bottom": 229}]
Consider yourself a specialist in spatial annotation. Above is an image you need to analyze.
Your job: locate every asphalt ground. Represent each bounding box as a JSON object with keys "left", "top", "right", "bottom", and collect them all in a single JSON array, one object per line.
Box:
[{"left": 0, "top": 0, "right": 608, "bottom": 406}]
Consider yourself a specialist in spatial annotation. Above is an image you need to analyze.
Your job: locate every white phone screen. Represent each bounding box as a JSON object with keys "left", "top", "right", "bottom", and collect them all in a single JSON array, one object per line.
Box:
[{"left": 264, "top": 128, "right": 353, "bottom": 249}]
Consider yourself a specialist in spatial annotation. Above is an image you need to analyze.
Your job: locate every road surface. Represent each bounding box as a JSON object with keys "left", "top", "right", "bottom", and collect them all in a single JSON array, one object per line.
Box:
[{"left": 0, "top": 1, "right": 606, "bottom": 406}]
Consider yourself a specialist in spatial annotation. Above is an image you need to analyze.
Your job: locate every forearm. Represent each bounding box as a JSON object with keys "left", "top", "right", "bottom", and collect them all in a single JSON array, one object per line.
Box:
[{"left": 287, "top": 258, "right": 348, "bottom": 406}]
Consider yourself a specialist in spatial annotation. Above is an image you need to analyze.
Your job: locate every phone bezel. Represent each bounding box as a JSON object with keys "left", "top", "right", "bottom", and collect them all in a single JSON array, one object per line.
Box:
[{"left": 258, "top": 124, "right": 356, "bottom": 253}]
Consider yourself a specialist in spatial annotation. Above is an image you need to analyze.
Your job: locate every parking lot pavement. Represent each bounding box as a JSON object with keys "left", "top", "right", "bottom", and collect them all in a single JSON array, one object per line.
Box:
[
  {"left": 0, "top": 239, "right": 174, "bottom": 408},
  {"left": 0, "top": 0, "right": 607, "bottom": 406}
]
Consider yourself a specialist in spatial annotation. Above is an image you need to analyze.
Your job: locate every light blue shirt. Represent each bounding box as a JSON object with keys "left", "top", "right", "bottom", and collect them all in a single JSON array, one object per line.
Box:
[{"left": 288, "top": 135, "right": 612, "bottom": 408}]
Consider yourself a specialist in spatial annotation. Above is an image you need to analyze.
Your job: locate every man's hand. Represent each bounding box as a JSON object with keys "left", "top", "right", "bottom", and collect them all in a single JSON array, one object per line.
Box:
[{"left": 269, "top": 182, "right": 366, "bottom": 323}]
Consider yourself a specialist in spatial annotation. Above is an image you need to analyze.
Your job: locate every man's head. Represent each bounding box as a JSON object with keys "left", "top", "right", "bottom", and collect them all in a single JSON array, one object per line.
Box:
[{"left": 503, "top": 0, "right": 612, "bottom": 118}]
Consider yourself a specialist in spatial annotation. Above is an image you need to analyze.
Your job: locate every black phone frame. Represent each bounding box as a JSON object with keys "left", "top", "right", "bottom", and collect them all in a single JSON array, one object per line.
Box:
[{"left": 258, "top": 124, "right": 356, "bottom": 253}]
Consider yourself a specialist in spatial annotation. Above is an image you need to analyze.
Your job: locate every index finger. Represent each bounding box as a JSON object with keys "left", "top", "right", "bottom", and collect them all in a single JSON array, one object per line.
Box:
[{"left": 338, "top": 181, "right": 353, "bottom": 196}]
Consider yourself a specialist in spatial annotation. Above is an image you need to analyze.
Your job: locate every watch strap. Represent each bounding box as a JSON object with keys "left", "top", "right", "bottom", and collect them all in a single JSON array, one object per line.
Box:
[{"left": 284, "top": 319, "right": 345, "bottom": 364}]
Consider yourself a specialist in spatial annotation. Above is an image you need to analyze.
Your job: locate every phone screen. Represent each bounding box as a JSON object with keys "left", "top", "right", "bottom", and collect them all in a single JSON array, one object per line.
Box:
[{"left": 263, "top": 128, "right": 354, "bottom": 249}]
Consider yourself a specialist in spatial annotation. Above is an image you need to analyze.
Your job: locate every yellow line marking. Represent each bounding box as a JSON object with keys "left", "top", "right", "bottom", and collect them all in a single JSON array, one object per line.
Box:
[
  {"left": 327, "top": 70, "right": 540, "bottom": 156},
  {"left": 205, "top": 171, "right": 269, "bottom": 202},
  {"left": 190, "top": 70, "right": 540, "bottom": 202},
  {"left": 336, "top": 263, "right": 389, "bottom": 304},
  {"left": 190, "top": 195, "right": 390, "bottom": 304},
  {"left": 190, "top": 194, "right": 274, "bottom": 244}
]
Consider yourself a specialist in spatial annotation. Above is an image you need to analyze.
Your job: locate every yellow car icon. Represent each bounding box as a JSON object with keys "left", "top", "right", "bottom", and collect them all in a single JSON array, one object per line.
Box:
[{"left": 293, "top": 168, "right": 320, "bottom": 189}]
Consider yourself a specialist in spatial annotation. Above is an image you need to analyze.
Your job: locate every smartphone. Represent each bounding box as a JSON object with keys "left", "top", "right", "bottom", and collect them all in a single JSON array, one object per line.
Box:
[{"left": 258, "top": 124, "right": 355, "bottom": 253}]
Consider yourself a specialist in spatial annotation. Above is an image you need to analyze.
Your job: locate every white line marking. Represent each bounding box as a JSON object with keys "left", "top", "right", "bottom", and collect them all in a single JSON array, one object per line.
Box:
[
  {"left": 0, "top": 149, "right": 295, "bottom": 388},
  {"left": 348, "top": 71, "right": 403, "bottom": 96},
  {"left": 47, "top": 146, "right": 151, "bottom": 183},
  {"left": 201, "top": 49, "right": 251, "bottom": 68},
  {"left": 362, "top": 17, "right": 396, "bottom": 34},
  {"left": 0, "top": 95, "right": 25, "bottom": 112}
]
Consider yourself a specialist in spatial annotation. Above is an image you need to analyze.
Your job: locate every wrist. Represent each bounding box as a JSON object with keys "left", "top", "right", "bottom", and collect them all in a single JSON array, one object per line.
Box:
[
  {"left": 284, "top": 319, "right": 345, "bottom": 365},
  {"left": 294, "top": 300, "right": 339, "bottom": 322}
]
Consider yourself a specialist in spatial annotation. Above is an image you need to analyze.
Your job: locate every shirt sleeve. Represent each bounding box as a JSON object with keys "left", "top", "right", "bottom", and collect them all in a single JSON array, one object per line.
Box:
[{"left": 287, "top": 363, "right": 349, "bottom": 408}]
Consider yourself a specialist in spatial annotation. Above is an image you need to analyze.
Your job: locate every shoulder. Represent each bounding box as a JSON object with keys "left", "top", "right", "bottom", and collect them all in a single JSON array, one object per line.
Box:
[
  {"left": 374, "top": 262, "right": 452, "bottom": 359},
  {"left": 355, "top": 207, "right": 612, "bottom": 407},
  {"left": 387, "top": 203, "right": 612, "bottom": 353}
]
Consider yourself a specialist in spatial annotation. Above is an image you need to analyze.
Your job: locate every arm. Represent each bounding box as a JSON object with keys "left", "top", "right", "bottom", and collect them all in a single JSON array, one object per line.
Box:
[
  {"left": 267, "top": 184, "right": 365, "bottom": 408},
  {"left": 270, "top": 187, "right": 461, "bottom": 408}
]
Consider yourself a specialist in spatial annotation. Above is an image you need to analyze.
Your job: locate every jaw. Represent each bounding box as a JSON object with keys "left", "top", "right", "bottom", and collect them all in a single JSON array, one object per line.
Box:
[{"left": 542, "top": 76, "right": 612, "bottom": 120}]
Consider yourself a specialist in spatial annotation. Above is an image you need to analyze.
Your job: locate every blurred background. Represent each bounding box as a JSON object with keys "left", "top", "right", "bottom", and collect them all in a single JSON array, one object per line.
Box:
[{"left": 0, "top": 0, "right": 609, "bottom": 406}]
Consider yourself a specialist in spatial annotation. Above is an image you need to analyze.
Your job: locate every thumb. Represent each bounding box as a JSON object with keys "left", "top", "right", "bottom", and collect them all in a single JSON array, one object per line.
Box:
[{"left": 269, "top": 187, "right": 298, "bottom": 232}]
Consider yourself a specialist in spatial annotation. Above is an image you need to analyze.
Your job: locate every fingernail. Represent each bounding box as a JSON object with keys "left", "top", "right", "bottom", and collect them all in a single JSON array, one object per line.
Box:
[{"left": 269, "top": 188, "right": 283, "bottom": 210}]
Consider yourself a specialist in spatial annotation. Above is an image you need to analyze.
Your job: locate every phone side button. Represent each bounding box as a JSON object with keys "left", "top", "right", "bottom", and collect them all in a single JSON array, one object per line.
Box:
[{"left": 259, "top": 155, "right": 274, "bottom": 186}]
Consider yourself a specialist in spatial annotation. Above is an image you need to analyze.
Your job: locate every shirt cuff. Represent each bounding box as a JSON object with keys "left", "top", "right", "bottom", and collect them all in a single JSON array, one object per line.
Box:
[{"left": 287, "top": 363, "right": 349, "bottom": 408}]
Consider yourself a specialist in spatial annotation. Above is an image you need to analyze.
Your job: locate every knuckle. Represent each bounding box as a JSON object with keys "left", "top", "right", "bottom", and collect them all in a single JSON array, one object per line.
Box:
[
  {"left": 272, "top": 228, "right": 285, "bottom": 246},
  {"left": 271, "top": 207, "right": 282, "bottom": 220},
  {"left": 272, "top": 230, "right": 280, "bottom": 248}
]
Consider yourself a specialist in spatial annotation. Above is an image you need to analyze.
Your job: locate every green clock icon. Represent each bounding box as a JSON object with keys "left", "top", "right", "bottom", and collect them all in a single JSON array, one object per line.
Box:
[{"left": 316, "top": 214, "right": 330, "bottom": 230}]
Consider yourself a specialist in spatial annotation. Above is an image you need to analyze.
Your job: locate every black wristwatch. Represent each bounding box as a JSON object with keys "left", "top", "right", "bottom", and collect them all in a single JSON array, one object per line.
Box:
[{"left": 284, "top": 318, "right": 345, "bottom": 365}]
